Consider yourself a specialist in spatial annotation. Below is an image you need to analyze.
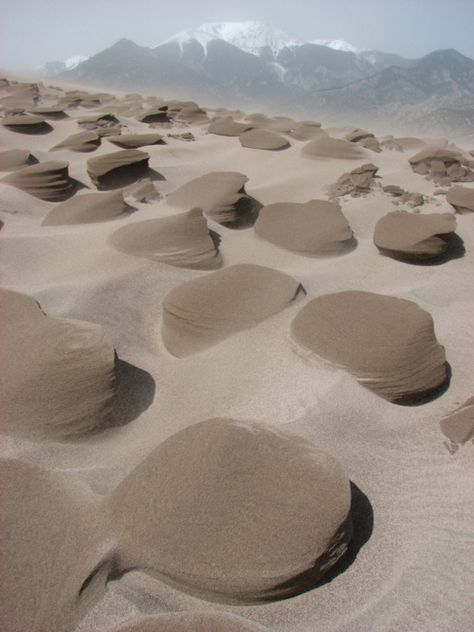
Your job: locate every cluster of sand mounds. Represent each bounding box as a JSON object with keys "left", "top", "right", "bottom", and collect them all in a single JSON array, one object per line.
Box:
[
  {"left": 409, "top": 147, "right": 474, "bottom": 183},
  {"left": 373, "top": 211, "right": 457, "bottom": 261},
  {"left": 208, "top": 117, "right": 253, "bottom": 136},
  {"left": 446, "top": 185, "right": 474, "bottom": 213},
  {"left": 290, "top": 121, "right": 325, "bottom": 141},
  {"left": 2, "top": 160, "right": 77, "bottom": 201},
  {"left": 0, "top": 288, "right": 116, "bottom": 438},
  {"left": 111, "top": 418, "right": 351, "bottom": 601},
  {"left": 440, "top": 397, "right": 474, "bottom": 453},
  {"left": 112, "top": 612, "right": 267, "bottom": 632},
  {"left": 108, "top": 208, "right": 221, "bottom": 270},
  {"left": 1, "top": 113, "right": 52, "bottom": 134},
  {"left": 162, "top": 264, "right": 303, "bottom": 357},
  {"left": 291, "top": 291, "right": 447, "bottom": 403},
  {"left": 239, "top": 128, "right": 290, "bottom": 151},
  {"left": 42, "top": 190, "right": 129, "bottom": 226},
  {"left": 87, "top": 149, "right": 150, "bottom": 189},
  {"left": 255, "top": 200, "right": 353, "bottom": 255},
  {"left": 51, "top": 130, "right": 101, "bottom": 152},
  {"left": 302, "top": 136, "right": 365, "bottom": 159},
  {"left": 106, "top": 133, "right": 164, "bottom": 148},
  {"left": 168, "top": 171, "right": 260, "bottom": 227},
  {"left": 329, "top": 162, "right": 379, "bottom": 197},
  {"left": 0, "top": 148, "right": 36, "bottom": 170}
]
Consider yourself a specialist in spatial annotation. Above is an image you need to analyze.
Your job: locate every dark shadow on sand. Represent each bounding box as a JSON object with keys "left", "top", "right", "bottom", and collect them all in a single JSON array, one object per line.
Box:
[
  {"left": 3, "top": 121, "right": 54, "bottom": 135},
  {"left": 378, "top": 233, "right": 465, "bottom": 266},
  {"left": 209, "top": 229, "right": 222, "bottom": 249},
  {"left": 96, "top": 165, "right": 166, "bottom": 190},
  {"left": 222, "top": 192, "right": 263, "bottom": 229},
  {"left": 394, "top": 361, "right": 451, "bottom": 406}
]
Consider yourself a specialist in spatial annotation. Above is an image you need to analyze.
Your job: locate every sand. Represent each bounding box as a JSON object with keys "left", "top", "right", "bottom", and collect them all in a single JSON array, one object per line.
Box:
[
  {"left": 42, "top": 190, "right": 129, "bottom": 226},
  {"left": 87, "top": 149, "right": 150, "bottom": 189},
  {"left": 1, "top": 113, "right": 52, "bottom": 134},
  {"left": 2, "top": 160, "right": 77, "bottom": 201},
  {"left": 446, "top": 185, "right": 474, "bottom": 213},
  {"left": 0, "top": 148, "right": 36, "bottom": 170},
  {"left": 239, "top": 128, "right": 290, "bottom": 151},
  {"left": 106, "top": 133, "right": 164, "bottom": 148},
  {"left": 302, "top": 136, "right": 365, "bottom": 159},
  {"left": 208, "top": 117, "right": 254, "bottom": 136},
  {"left": 51, "top": 130, "right": 101, "bottom": 152},
  {"left": 111, "top": 612, "right": 268, "bottom": 631}
]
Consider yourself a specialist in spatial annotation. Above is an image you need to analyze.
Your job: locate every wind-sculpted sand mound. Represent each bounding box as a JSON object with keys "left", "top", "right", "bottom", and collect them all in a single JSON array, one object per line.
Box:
[
  {"left": 208, "top": 117, "right": 253, "bottom": 136},
  {"left": 1, "top": 114, "right": 52, "bottom": 134},
  {"left": 108, "top": 208, "right": 221, "bottom": 270},
  {"left": 374, "top": 211, "right": 457, "bottom": 261},
  {"left": 137, "top": 108, "right": 170, "bottom": 124},
  {"left": 162, "top": 264, "right": 303, "bottom": 357},
  {"left": 77, "top": 112, "right": 119, "bottom": 126},
  {"left": 0, "top": 148, "right": 36, "bottom": 170},
  {"left": 28, "top": 105, "right": 67, "bottom": 119},
  {"left": 0, "top": 460, "right": 105, "bottom": 632},
  {"left": 2, "top": 160, "right": 77, "bottom": 201},
  {"left": 42, "top": 190, "right": 128, "bottom": 226},
  {"left": 239, "top": 128, "right": 290, "bottom": 151},
  {"left": 329, "top": 163, "right": 379, "bottom": 197},
  {"left": 106, "top": 133, "right": 164, "bottom": 148},
  {"left": 291, "top": 291, "right": 448, "bottom": 403},
  {"left": 290, "top": 122, "right": 326, "bottom": 141},
  {"left": 440, "top": 397, "right": 474, "bottom": 453},
  {"left": 345, "top": 128, "right": 375, "bottom": 143},
  {"left": 111, "top": 612, "right": 267, "bottom": 632},
  {"left": 111, "top": 418, "right": 352, "bottom": 601},
  {"left": 409, "top": 146, "right": 474, "bottom": 183},
  {"left": 124, "top": 177, "right": 161, "bottom": 202},
  {"left": 87, "top": 149, "right": 150, "bottom": 190},
  {"left": 168, "top": 171, "right": 260, "bottom": 227},
  {"left": 302, "top": 136, "right": 365, "bottom": 159},
  {"left": 0, "top": 288, "right": 116, "bottom": 438},
  {"left": 255, "top": 200, "right": 353, "bottom": 255},
  {"left": 51, "top": 130, "right": 101, "bottom": 152},
  {"left": 446, "top": 185, "right": 474, "bottom": 213}
]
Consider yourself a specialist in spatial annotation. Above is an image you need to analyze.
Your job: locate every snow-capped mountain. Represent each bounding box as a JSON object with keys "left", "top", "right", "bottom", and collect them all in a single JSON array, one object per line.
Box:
[
  {"left": 311, "top": 39, "right": 362, "bottom": 54},
  {"left": 63, "top": 55, "right": 89, "bottom": 70},
  {"left": 39, "top": 55, "right": 89, "bottom": 77}
]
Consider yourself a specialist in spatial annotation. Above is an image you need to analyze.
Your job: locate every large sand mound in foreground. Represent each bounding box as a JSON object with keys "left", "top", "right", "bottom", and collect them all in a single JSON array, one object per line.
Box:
[
  {"left": 0, "top": 288, "right": 116, "bottom": 438},
  {"left": 42, "top": 190, "right": 128, "bottom": 226},
  {"left": 111, "top": 418, "right": 351, "bottom": 601},
  {"left": 291, "top": 291, "right": 448, "bottom": 403},
  {"left": 162, "top": 264, "right": 303, "bottom": 357},
  {"left": 108, "top": 208, "right": 222, "bottom": 269},
  {"left": 255, "top": 200, "right": 353, "bottom": 255},
  {"left": 2, "top": 160, "right": 77, "bottom": 201}
]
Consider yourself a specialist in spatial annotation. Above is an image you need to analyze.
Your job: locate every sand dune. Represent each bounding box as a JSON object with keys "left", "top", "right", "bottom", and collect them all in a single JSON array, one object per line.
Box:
[
  {"left": 255, "top": 200, "right": 353, "bottom": 255},
  {"left": 87, "top": 149, "right": 150, "bottom": 189},
  {"left": 302, "top": 136, "right": 365, "bottom": 159},
  {"left": 446, "top": 185, "right": 474, "bottom": 213},
  {"left": 124, "top": 177, "right": 161, "bottom": 202},
  {"left": 291, "top": 291, "right": 448, "bottom": 403},
  {"left": 2, "top": 160, "right": 77, "bottom": 201},
  {"left": 108, "top": 208, "right": 221, "bottom": 269},
  {"left": 0, "top": 148, "right": 36, "bottom": 170},
  {"left": 208, "top": 117, "right": 253, "bottom": 136},
  {"left": 42, "top": 190, "right": 129, "bottom": 226},
  {"left": 373, "top": 211, "right": 457, "bottom": 261},
  {"left": 1, "top": 113, "right": 52, "bottom": 134},
  {"left": 106, "top": 133, "right": 164, "bottom": 148},
  {"left": 239, "top": 128, "right": 290, "bottom": 150},
  {"left": 0, "top": 288, "right": 116, "bottom": 438},
  {"left": 162, "top": 264, "right": 303, "bottom": 357},
  {"left": 111, "top": 418, "right": 351, "bottom": 601},
  {"left": 51, "top": 130, "right": 101, "bottom": 152}
]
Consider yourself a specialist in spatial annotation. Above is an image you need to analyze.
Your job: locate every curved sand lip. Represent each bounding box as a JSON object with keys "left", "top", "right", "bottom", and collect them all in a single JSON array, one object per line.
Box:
[
  {"left": 106, "top": 133, "right": 164, "bottom": 148},
  {"left": 345, "top": 128, "right": 374, "bottom": 143},
  {"left": 168, "top": 171, "right": 261, "bottom": 227},
  {"left": 374, "top": 211, "right": 457, "bottom": 261},
  {"left": 0, "top": 148, "right": 36, "bottom": 171},
  {"left": 42, "top": 190, "right": 129, "bottom": 226},
  {"left": 0, "top": 288, "right": 117, "bottom": 438},
  {"left": 302, "top": 136, "right": 365, "bottom": 159},
  {"left": 108, "top": 208, "right": 222, "bottom": 270},
  {"left": 255, "top": 200, "right": 354, "bottom": 255},
  {"left": 111, "top": 418, "right": 351, "bottom": 602},
  {"left": 2, "top": 160, "right": 78, "bottom": 201},
  {"left": 87, "top": 149, "right": 150, "bottom": 190},
  {"left": 208, "top": 117, "right": 253, "bottom": 136},
  {"left": 51, "top": 130, "right": 101, "bottom": 152},
  {"left": 1, "top": 114, "right": 53, "bottom": 134},
  {"left": 162, "top": 264, "right": 304, "bottom": 357},
  {"left": 291, "top": 291, "right": 448, "bottom": 403},
  {"left": 239, "top": 128, "right": 290, "bottom": 150},
  {"left": 446, "top": 185, "right": 474, "bottom": 214},
  {"left": 27, "top": 105, "right": 68, "bottom": 119}
]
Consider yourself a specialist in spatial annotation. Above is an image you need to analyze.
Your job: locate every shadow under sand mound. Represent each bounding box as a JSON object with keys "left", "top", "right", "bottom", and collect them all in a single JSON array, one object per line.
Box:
[
  {"left": 400, "top": 233, "right": 465, "bottom": 266},
  {"left": 96, "top": 164, "right": 159, "bottom": 190},
  {"left": 395, "top": 361, "right": 452, "bottom": 406},
  {"left": 209, "top": 229, "right": 222, "bottom": 248},
  {"left": 3, "top": 120, "right": 54, "bottom": 135},
  {"left": 222, "top": 192, "right": 263, "bottom": 229}
]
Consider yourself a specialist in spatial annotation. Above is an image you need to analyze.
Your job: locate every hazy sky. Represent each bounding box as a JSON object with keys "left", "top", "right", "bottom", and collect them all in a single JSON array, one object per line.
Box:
[{"left": 2, "top": 0, "right": 474, "bottom": 69}]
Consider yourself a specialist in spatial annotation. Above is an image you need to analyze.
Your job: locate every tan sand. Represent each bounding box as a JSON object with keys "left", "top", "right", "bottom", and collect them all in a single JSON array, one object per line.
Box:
[
  {"left": 87, "top": 150, "right": 150, "bottom": 189},
  {"left": 345, "top": 128, "right": 375, "bottom": 143},
  {"left": 106, "top": 133, "right": 164, "bottom": 148},
  {"left": 239, "top": 128, "right": 290, "bottom": 151},
  {"left": 108, "top": 208, "right": 221, "bottom": 270},
  {"left": 373, "top": 211, "right": 457, "bottom": 261},
  {"left": 0, "top": 148, "right": 35, "bottom": 170},
  {"left": 111, "top": 612, "right": 268, "bottom": 631},
  {"left": 208, "top": 117, "right": 253, "bottom": 136},
  {"left": 290, "top": 122, "right": 326, "bottom": 141},
  {"left": 255, "top": 200, "right": 353, "bottom": 255},
  {"left": 137, "top": 109, "right": 170, "bottom": 124},
  {"left": 1, "top": 113, "right": 52, "bottom": 134},
  {"left": 51, "top": 130, "right": 101, "bottom": 152},
  {"left": 440, "top": 397, "right": 474, "bottom": 449},
  {"left": 291, "top": 291, "right": 447, "bottom": 402},
  {"left": 162, "top": 264, "right": 303, "bottom": 357},
  {"left": 446, "top": 185, "right": 474, "bottom": 213},
  {"left": 42, "top": 190, "right": 128, "bottom": 226},
  {"left": 111, "top": 418, "right": 351, "bottom": 601},
  {"left": 302, "top": 136, "right": 365, "bottom": 159},
  {"left": 2, "top": 160, "right": 76, "bottom": 201}
]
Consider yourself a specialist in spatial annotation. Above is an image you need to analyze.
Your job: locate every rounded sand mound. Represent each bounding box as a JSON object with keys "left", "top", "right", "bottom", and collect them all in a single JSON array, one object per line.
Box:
[
  {"left": 111, "top": 418, "right": 351, "bottom": 601},
  {"left": 87, "top": 149, "right": 150, "bottom": 190},
  {"left": 374, "top": 211, "right": 457, "bottom": 261},
  {"left": 0, "top": 148, "right": 36, "bottom": 171},
  {"left": 137, "top": 108, "right": 170, "bottom": 124},
  {"left": 111, "top": 612, "right": 266, "bottom": 632},
  {"left": 239, "top": 128, "right": 290, "bottom": 150},
  {"left": 162, "top": 264, "right": 303, "bottom": 357},
  {"left": 291, "top": 291, "right": 447, "bottom": 403},
  {"left": 51, "top": 130, "right": 101, "bottom": 152},
  {"left": 302, "top": 137, "right": 365, "bottom": 159},
  {"left": 28, "top": 105, "right": 67, "bottom": 118},
  {"left": 0, "top": 288, "right": 117, "bottom": 438},
  {"left": 446, "top": 185, "right": 474, "bottom": 214},
  {"left": 345, "top": 128, "right": 374, "bottom": 143},
  {"left": 42, "top": 190, "right": 128, "bottom": 226},
  {"left": 1, "top": 114, "right": 52, "bottom": 134},
  {"left": 2, "top": 160, "right": 76, "bottom": 201},
  {"left": 208, "top": 117, "right": 253, "bottom": 136},
  {"left": 290, "top": 122, "right": 326, "bottom": 141},
  {"left": 168, "top": 171, "right": 259, "bottom": 227},
  {"left": 108, "top": 208, "right": 221, "bottom": 270},
  {"left": 107, "top": 133, "right": 164, "bottom": 148},
  {"left": 255, "top": 200, "right": 353, "bottom": 255}
]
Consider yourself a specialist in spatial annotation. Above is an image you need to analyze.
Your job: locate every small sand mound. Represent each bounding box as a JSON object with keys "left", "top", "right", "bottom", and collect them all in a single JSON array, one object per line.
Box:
[
  {"left": 106, "top": 133, "right": 164, "bottom": 148},
  {"left": 239, "top": 128, "right": 290, "bottom": 150},
  {"left": 42, "top": 190, "right": 128, "bottom": 226},
  {"left": 0, "top": 288, "right": 117, "bottom": 438},
  {"left": 302, "top": 136, "right": 365, "bottom": 159},
  {"left": 290, "top": 122, "right": 326, "bottom": 141},
  {"left": 0, "top": 148, "right": 36, "bottom": 170},
  {"left": 162, "top": 264, "right": 303, "bottom": 357},
  {"left": 374, "top": 211, "right": 457, "bottom": 261},
  {"left": 111, "top": 612, "right": 266, "bottom": 632},
  {"left": 2, "top": 160, "right": 76, "bottom": 201},
  {"left": 124, "top": 177, "right": 161, "bottom": 202},
  {"left": 208, "top": 117, "right": 253, "bottom": 136},
  {"left": 446, "top": 185, "right": 474, "bottom": 213},
  {"left": 255, "top": 200, "right": 353, "bottom": 255},
  {"left": 1, "top": 114, "right": 52, "bottom": 134},
  {"left": 440, "top": 397, "right": 474, "bottom": 453},
  {"left": 108, "top": 208, "right": 221, "bottom": 270},
  {"left": 51, "top": 130, "right": 101, "bottom": 152},
  {"left": 329, "top": 163, "right": 379, "bottom": 197},
  {"left": 137, "top": 108, "right": 170, "bottom": 124},
  {"left": 168, "top": 171, "right": 260, "bottom": 227},
  {"left": 111, "top": 418, "right": 351, "bottom": 601},
  {"left": 291, "top": 291, "right": 447, "bottom": 403},
  {"left": 77, "top": 112, "right": 119, "bottom": 126},
  {"left": 28, "top": 105, "right": 67, "bottom": 118},
  {"left": 345, "top": 128, "right": 374, "bottom": 143},
  {"left": 87, "top": 149, "right": 150, "bottom": 190}
]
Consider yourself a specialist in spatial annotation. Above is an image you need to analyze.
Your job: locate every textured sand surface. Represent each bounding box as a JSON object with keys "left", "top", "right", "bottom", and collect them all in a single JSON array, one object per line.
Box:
[
  {"left": 42, "top": 190, "right": 129, "bottom": 225},
  {"left": 2, "top": 159, "right": 77, "bottom": 200}
]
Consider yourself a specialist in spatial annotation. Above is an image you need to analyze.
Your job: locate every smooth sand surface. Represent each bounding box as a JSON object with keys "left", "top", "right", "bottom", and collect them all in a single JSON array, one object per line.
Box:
[
  {"left": 111, "top": 612, "right": 268, "bottom": 631},
  {"left": 447, "top": 185, "right": 474, "bottom": 213},
  {"left": 42, "top": 190, "right": 129, "bottom": 226},
  {"left": 0, "top": 148, "right": 35, "bottom": 170},
  {"left": 208, "top": 117, "right": 254, "bottom": 136},
  {"left": 302, "top": 136, "right": 365, "bottom": 159},
  {"left": 239, "top": 128, "right": 290, "bottom": 150},
  {"left": 51, "top": 130, "right": 101, "bottom": 152}
]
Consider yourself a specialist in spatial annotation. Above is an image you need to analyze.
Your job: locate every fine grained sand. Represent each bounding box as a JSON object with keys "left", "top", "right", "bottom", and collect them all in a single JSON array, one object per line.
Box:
[{"left": 1, "top": 78, "right": 473, "bottom": 632}]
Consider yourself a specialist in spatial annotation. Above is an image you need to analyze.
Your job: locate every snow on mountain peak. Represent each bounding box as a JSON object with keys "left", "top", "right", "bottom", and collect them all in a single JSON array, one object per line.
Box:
[
  {"left": 64, "top": 55, "right": 88, "bottom": 70},
  {"left": 311, "top": 39, "right": 362, "bottom": 54}
]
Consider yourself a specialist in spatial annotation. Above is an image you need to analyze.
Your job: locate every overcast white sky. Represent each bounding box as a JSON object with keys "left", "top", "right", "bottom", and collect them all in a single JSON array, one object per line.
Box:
[{"left": 1, "top": 0, "right": 474, "bottom": 69}]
